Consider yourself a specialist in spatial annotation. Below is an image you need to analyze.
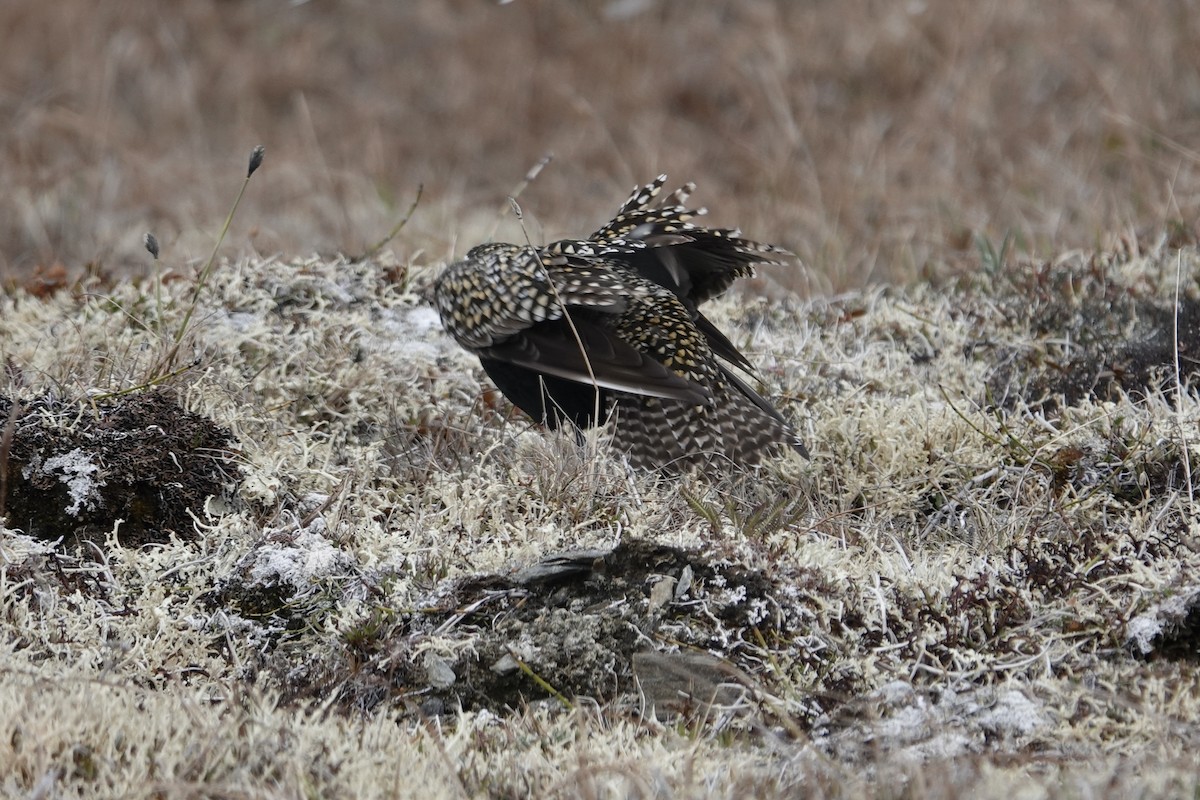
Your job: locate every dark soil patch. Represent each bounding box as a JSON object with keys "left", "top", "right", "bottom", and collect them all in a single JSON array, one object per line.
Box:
[
  {"left": 275, "top": 539, "right": 830, "bottom": 718},
  {"left": 982, "top": 254, "right": 1200, "bottom": 411},
  {"left": 0, "top": 389, "right": 240, "bottom": 547}
]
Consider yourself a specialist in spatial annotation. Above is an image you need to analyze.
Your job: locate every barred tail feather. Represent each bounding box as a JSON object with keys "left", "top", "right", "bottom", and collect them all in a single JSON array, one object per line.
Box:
[{"left": 612, "top": 384, "right": 802, "bottom": 472}]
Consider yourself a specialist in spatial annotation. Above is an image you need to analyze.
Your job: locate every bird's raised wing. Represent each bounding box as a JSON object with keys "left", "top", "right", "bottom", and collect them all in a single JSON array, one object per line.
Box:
[{"left": 590, "top": 175, "right": 792, "bottom": 305}]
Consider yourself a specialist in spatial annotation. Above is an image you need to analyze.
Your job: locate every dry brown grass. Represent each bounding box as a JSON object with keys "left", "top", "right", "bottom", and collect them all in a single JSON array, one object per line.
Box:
[{"left": 3, "top": 0, "right": 1199, "bottom": 288}]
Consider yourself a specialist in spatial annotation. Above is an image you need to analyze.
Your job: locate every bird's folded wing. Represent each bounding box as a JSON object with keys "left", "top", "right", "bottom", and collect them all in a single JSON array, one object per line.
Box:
[
  {"left": 479, "top": 316, "right": 711, "bottom": 404},
  {"left": 694, "top": 311, "right": 755, "bottom": 373}
]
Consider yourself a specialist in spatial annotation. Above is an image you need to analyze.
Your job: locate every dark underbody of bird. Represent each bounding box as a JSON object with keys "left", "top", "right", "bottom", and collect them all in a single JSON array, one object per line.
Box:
[{"left": 433, "top": 176, "right": 807, "bottom": 471}]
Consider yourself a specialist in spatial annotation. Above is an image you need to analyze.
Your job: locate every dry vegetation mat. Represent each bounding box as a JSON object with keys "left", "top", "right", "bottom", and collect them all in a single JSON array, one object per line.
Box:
[{"left": 2, "top": 244, "right": 1199, "bottom": 798}]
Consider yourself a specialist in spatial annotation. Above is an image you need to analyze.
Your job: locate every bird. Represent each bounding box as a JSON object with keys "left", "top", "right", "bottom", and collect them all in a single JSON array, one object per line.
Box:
[{"left": 432, "top": 175, "right": 806, "bottom": 471}]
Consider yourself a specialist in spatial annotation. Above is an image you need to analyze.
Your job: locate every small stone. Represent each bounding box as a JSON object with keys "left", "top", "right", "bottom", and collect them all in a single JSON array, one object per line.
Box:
[
  {"left": 424, "top": 653, "right": 456, "bottom": 689},
  {"left": 490, "top": 653, "right": 520, "bottom": 675},
  {"left": 648, "top": 576, "right": 676, "bottom": 612}
]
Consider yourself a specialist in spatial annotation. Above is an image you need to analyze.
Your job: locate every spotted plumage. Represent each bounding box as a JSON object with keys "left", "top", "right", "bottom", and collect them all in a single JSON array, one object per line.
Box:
[{"left": 432, "top": 176, "right": 807, "bottom": 470}]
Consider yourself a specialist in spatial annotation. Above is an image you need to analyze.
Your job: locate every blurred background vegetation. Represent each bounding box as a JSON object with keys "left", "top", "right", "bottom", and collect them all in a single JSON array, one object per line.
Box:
[{"left": 2, "top": 0, "right": 1198, "bottom": 290}]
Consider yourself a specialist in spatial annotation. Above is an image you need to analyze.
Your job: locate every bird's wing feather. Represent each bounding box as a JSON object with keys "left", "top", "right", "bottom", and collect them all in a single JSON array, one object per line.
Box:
[
  {"left": 591, "top": 177, "right": 792, "bottom": 306},
  {"left": 694, "top": 312, "right": 754, "bottom": 373},
  {"left": 434, "top": 245, "right": 630, "bottom": 349},
  {"left": 479, "top": 316, "right": 710, "bottom": 403}
]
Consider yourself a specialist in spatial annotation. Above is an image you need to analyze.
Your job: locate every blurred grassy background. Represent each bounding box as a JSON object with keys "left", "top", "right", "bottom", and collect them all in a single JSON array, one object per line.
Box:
[{"left": 2, "top": 0, "right": 1198, "bottom": 290}]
